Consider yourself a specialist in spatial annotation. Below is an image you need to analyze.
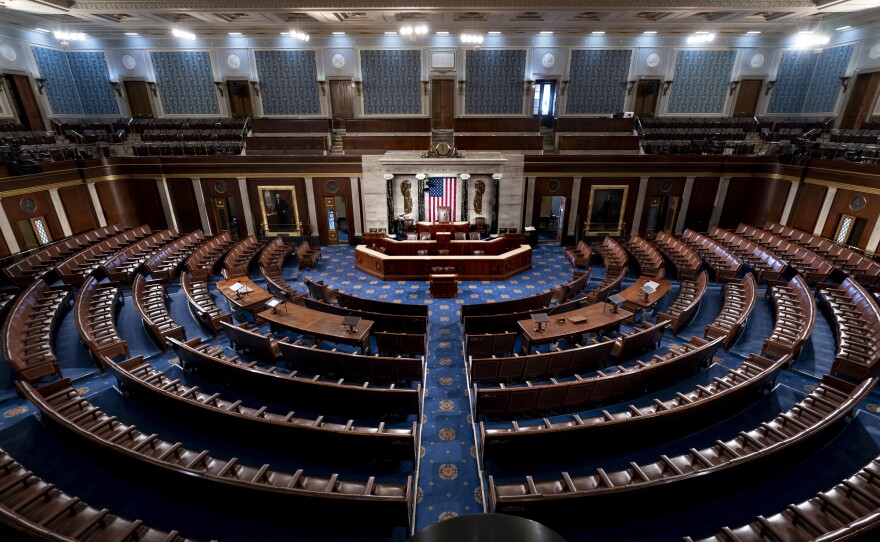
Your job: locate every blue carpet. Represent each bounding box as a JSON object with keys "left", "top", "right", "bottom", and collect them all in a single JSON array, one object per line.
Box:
[
  {"left": 730, "top": 287, "right": 773, "bottom": 357},
  {"left": 791, "top": 303, "right": 838, "bottom": 378},
  {"left": 115, "top": 290, "right": 162, "bottom": 358}
]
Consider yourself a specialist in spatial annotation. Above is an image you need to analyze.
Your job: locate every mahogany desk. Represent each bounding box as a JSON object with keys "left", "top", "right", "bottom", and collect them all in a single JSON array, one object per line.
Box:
[
  {"left": 617, "top": 276, "right": 673, "bottom": 313},
  {"left": 416, "top": 221, "right": 470, "bottom": 236},
  {"left": 258, "top": 303, "right": 373, "bottom": 353},
  {"left": 517, "top": 302, "right": 633, "bottom": 353},
  {"left": 217, "top": 276, "right": 274, "bottom": 313}
]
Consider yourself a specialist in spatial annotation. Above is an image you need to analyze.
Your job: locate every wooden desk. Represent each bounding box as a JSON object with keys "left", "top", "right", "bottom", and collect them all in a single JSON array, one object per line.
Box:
[
  {"left": 217, "top": 277, "right": 274, "bottom": 313},
  {"left": 258, "top": 303, "right": 373, "bottom": 353},
  {"left": 355, "top": 244, "right": 532, "bottom": 281},
  {"left": 618, "top": 276, "right": 673, "bottom": 312},
  {"left": 429, "top": 274, "right": 458, "bottom": 298},
  {"left": 517, "top": 303, "right": 632, "bottom": 353},
  {"left": 416, "top": 222, "right": 470, "bottom": 236}
]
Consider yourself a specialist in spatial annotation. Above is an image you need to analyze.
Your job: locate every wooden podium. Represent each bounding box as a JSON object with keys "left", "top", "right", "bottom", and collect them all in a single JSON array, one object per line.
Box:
[{"left": 429, "top": 273, "right": 458, "bottom": 298}]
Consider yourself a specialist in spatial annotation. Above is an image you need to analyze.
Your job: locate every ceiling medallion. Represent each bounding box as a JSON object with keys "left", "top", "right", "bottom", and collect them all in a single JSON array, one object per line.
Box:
[
  {"left": 121, "top": 54, "right": 136, "bottom": 70},
  {"left": 226, "top": 54, "right": 242, "bottom": 70},
  {"left": 19, "top": 197, "right": 36, "bottom": 213},
  {"left": 850, "top": 195, "right": 866, "bottom": 212},
  {"left": 870, "top": 43, "right": 880, "bottom": 60},
  {"left": 660, "top": 179, "right": 672, "bottom": 192},
  {"left": 326, "top": 180, "right": 339, "bottom": 193},
  {"left": 547, "top": 179, "right": 560, "bottom": 193},
  {"left": 214, "top": 180, "right": 228, "bottom": 193}
]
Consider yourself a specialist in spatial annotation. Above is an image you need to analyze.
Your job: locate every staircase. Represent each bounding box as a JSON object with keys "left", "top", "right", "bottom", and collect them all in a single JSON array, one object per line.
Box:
[
  {"left": 542, "top": 128, "right": 557, "bottom": 154},
  {"left": 330, "top": 130, "right": 344, "bottom": 155}
]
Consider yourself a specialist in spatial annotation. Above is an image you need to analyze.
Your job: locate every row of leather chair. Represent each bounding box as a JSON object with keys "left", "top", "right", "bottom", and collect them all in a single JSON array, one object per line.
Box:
[
  {"left": 56, "top": 225, "right": 153, "bottom": 285},
  {"left": 259, "top": 237, "right": 297, "bottom": 300},
  {"left": 818, "top": 277, "right": 880, "bottom": 380},
  {"left": 133, "top": 274, "right": 186, "bottom": 350},
  {"left": 657, "top": 270, "right": 708, "bottom": 335},
  {"left": 304, "top": 277, "right": 338, "bottom": 304},
  {"left": 707, "top": 226, "right": 789, "bottom": 283},
  {"left": 335, "top": 290, "right": 428, "bottom": 318},
  {"left": 585, "top": 237, "right": 628, "bottom": 304},
  {"left": 222, "top": 321, "right": 289, "bottom": 359},
  {"left": 551, "top": 270, "right": 592, "bottom": 305},
  {"left": 180, "top": 272, "right": 231, "bottom": 334},
  {"left": 460, "top": 290, "right": 553, "bottom": 322},
  {"left": 566, "top": 241, "right": 591, "bottom": 268},
  {"left": 73, "top": 276, "right": 128, "bottom": 365},
  {"left": 374, "top": 331, "right": 427, "bottom": 357},
  {"left": 17, "top": 378, "right": 414, "bottom": 530},
  {"left": 222, "top": 235, "right": 265, "bottom": 278},
  {"left": 303, "top": 298, "right": 428, "bottom": 334},
  {"left": 280, "top": 340, "right": 424, "bottom": 384},
  {"left": 735, "top": 223, "right": 833, "bottom": 284},
  {"left": 102, "top": 229, "right": 181, "bottom": 283},
  {"left": 469, "top": 337, "right": 617, "bottom": 384},
  {"left": 612, "top": 320, "right": 670, "bottom": 360},
  {"left": 3, "top": 225, "right": 124, "bottom": 287},
  {"left": 653, "top": 231, "right": 702, "bottom": 279},
  {"left": 624, "top": 234, "right": 666, "bottom": 279},
  {"left": 143, "top": 230, "right": 205, "bottom": 281},
  {"left": 185, "top": 231, "right": 235, "bottom": 281},
  {"left": 765, "top": 222, "right": 880, "bottom": 287},
  {"left": 465, "top": 332, "right": 518, "bottom": 359},
  {"left": 488, "top": 374, "right": 876, "bottom": 526},
  {"left": 762, "top": 275, "right": 816, "bottom": 359},
  {"left": 705, "top": 273, "right": 758, "bottom": 350},
  {"left": 296, "top": 241, "right": 321, "bottom": 268},
  {"left": 681, "top": 229, "right": 743, "bottom": 281}
]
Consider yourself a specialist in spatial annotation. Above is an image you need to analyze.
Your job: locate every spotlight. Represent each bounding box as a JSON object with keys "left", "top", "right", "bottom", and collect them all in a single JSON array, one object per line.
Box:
[
  {"left": 460, "top": 33, "right": 484, "bottom": 44},
  {"left": 54, "top": 31, "right": 86, "bottom": 41},
  {"left": 171, "top": 28, "right": 196, "bottom": 40},
  {"left": 686, "top": 32, "right": 715, "bottom": 44}
]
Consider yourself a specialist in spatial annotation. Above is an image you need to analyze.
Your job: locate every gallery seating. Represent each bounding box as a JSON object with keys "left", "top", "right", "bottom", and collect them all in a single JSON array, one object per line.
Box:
[
  {"left": 475, "top": 335, "right": 721, "bottom": 418},
  {"left": 488, "top": 374, "right": 876, "bottom": 526},
  {"left": 303, "top": 298, "right": 428, "bottom": 334},
  {"left": 460, "top": 291, "right": 554, "bottom": 321},
  {"left": 705, "top": 273, "right": 758, "bottom": 349},
  {"left": 222, "top": 235, "right": 265, "bottom": 278},
  {"left": 818, "top": 277, "right": 880, "bottom": 380},
  {"left": 180, "top": 272, "right": 231, "bottom": 334},
  {"left": 279, "top": 340, "right": 425, "bottom": 384},
  {"left": 566, "top": 241, "right": 592, "bottom": 268},
  {"left": 653, "top": 231, "right": 702, "bottom": 279},
  {"left": 680, "top": 229, "right": 743, "bottom": 281},
  {"left": 706, "top": 226, "right": 789, "bottom": 283},
  {"left": 374, "top": 331, "right": 428, "bottom": 357},
  {"left": 469, "top": 337, "right": 617, "bottom": 383},
  {"left": 143, "top": 229, "right": 205, "bottom": 281},
  {"left": 762, "top": 275, "right": 816, "bottom": 359},
  {"left": 624, "top": 234, "right": 666, "bottom": 279},
  {"left": 585, "top": 237, "right": 628, "bottom": 304},
  {"left": 657, "top": 270, "right": 708, "bottom": 334},
  {"left": 102, "top": 229, "right": 180, "bottom": 283},
  {"left": 221, "top": 321, "right": 289, "bottom": 359},
  {"left": 465, "top": 332, "right": 518, "bottom": 359},
  {"left": 335, "top": 291, "right": 428, "bottom": 317},
  {"left": 73, "top": 276, "right": 128, "bottom": 365},
  {"left": 611, "top": 320, "right": 670, "bottom": 360},
  {"left": 259, "top": 236, "right": 296, "bottom": 300},
  {"left": 735, "top": 223, "right": 833, "bottom": 284},
  {"left": 480, "top": 352, "right": 789, "bottom": 462},
  {"left": 296, "top": 241, "right": 321, "bottom": 269},
  {"left": 2, "top": 279, "right": 72, "bottom": 382},
  {"left": 108, "top": 355, "right": 418, "bottom": 461},
  {"left": 55, "top": 225, "right": 153, "bottom": 285},
  {"left": 169, "top": 337, "right": 421, "bottom": 417},
  {"left": 0, "top": 446, "right": 200, "bottom": 541},
  {"left": 18, "top": 378, "right": 413, "bottom": 530},
  {"left": 133, "top": 274, "right": 186, "bottom": 349},
  {"left": 185, "top": 231, "right": 235, "bottom": 281}
]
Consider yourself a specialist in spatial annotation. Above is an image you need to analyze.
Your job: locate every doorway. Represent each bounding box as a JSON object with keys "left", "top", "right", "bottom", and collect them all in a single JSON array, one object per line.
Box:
[
  {"left": 16, "top": 215, "right": 53, "bottom": 249},
  {"left": 321, "top": 196, "right": 339, "bottom": 245},
  {"left": 840, "top": 72, "right": 880, "bottom": 130},
  {"left": 633, "top": 79, "right": 661, "bottom": 117},
  {"left": 123, "top": 80, "right": 154, "bottom": 118},
  {"left": 833, "top": 213, "right": 868, "bottom": 247},
  {"left": 4, "top": 74, "right": 45, "bottom": 131},
  {"left": 431, "top": 79, "right": 455, "bottom": 130},
  {"left": 536, "top": 195, "right": 565, "bottom": 244},
  {"left": 226, "top": 80, "right": 254, "bottom": 118},
  {"left": 329, "top": 79, "right": 355, "bottom": 130},
  {"left": 643, "top": 196, "right": 680, "bottom": 239},
  {"left": 532, "top": 80, "right": 557, "bottom": 129},
  {"left": 733, "top": 79, "right": 763, "bottom": 117},
  {"left": 210, "top": 197, "right": 238, "bottom": 236}
]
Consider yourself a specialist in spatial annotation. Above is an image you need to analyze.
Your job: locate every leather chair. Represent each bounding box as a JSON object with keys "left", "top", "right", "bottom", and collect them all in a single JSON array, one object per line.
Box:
[
  {"left": 419, "top": 232, "right": 431, "bottom": 240},
  {"left": 454, "top": 232, "right": 467, "bottom": 240},
  {"left": 473, "top": 217, "right": 487, "bottom": 234},
  {"left": 469, "top": 232, "right": 481, "bottom": 240}
]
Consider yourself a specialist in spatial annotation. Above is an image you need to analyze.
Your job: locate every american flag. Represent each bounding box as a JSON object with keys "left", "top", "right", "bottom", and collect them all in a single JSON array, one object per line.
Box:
[{"left": 426, "top": 177, "right": 457, "bottom": 222}]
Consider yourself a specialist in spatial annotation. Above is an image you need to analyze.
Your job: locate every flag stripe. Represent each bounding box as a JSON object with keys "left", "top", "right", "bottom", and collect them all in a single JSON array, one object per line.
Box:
[{"left": 427, "top": 177, "right": 456, "bottom": 222}]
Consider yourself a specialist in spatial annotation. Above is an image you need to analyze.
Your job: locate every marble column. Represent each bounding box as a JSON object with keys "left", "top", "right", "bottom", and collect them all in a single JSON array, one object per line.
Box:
[
  {"left": 350, "top": 177, "right": 363, "bottom": 237},
  {"left": 630, "top": 176, "right": 650, "bottom": 233},
  {"left": 86, "top": 182, "right": 107, "bottom": 227},
  {"left": 48, "top": 188, "right": 72, "bottom": 237},
  {"left": 155, "top": 178, "right": 178, "bottom": 232},
  {"left": 236, "top": 177, "right": 255, "bottom": 236},
  {"left": 0, "top": 198, "right": 20, "bottom": 253},
  {"left": 674, "top": 176, "right": 695, "bottom": 234},
  {"left": 708, "top": 176, "right": 732, "bottom": 230},
  {"left": 814, "top": 187, "right": 838, "bottom": 236},
  {"left": 567, "top": 177, "right": 582, "bottom": 237},
  {"left": 779, "top": 180, "right": 801, "bottom": 226},
  {"left": 866, "top": 217, "right": 880, "bottom": 254},
  {"left": 523, "top": 177, "right": 535, "bottom": 227},
  {"left": 191, "top": 178, "right": 212, "bottom": 235},
  {"left": 304, "top": 176, "right": 318, "bottom": 241}
]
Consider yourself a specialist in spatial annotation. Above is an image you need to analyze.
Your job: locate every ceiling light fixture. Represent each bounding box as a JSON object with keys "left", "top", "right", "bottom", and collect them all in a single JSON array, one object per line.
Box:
[
  {"left": 172, "top": 28, "right": 196, "bottom": 40},
  {"left": 54, "top": 30, "right": 86, "bottom": 41},
  {"left": 290, "top": 31, "right": 310, "bottom": 42},
  {"left": 332, "top": 31, "right": 346, "bottom": 35},
  {"left": 687, "top": 32, "right": 715, "bottom": 44},
  {"left": 280, "top": 31, "right": 290, "bottom": 35},
  {"left": 436, "top": 31, "right": 449, "bottom": 35},
  {"left": 460, "top": 33, "right": 484, "bottom": 44},
  {"left": 34, "top": 28, "right": 50, "bottom": 33},
  {"left": 836, "top": 26, "right": 851, "bottom": 31},
  {"left": 793, "top": 32, "right": 829, "bottom": 48},
  {"left": 539, "top": 31, "right": 553, "bottom": 35},
  {"left": 746, "top": 31, "right": 761, "bottom": 34},
  {"left": 592, "top": 31, "right": 605, "bottom": 35},
  {"left": 488, "top": 31, "right": 501, "bottom": 35},
  {"left": 228, "top": 32, "right": 242, "bottom": 36},
  {"left": 384, "top": 31, "right": 397, "bottom": 36},
  {"left": 400, "top": 25, "right": 428, "bottom": 39},
  {"left": 124, "top": 32, "right": 139, "bottom": 36},
  {"left": 643, "top": 30, "right": 657, "bottom": 35}
]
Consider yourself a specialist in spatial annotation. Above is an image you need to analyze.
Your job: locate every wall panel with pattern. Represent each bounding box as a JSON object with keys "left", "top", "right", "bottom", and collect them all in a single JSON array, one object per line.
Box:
[
  {"left": 66, "top": 51, "right": 119, "bottom": 115},
  {"left": 802, "top": 44, "right": 854, "bottom": 113},
  {"left": 254, "top": 50, "right": 321, "bottom": 116},
  {"left": 667, "top": 49, "right": 736, "bottom": 114},
  {"left": 767, "top": 44, "right": 853, "bottom": 114},
  {"left": 465, "top": 49, "right": 527, "bottom": 115},
  {"left": 360, "top": 49, "right": 422, "bottom": 115},
  {"left": 149, "top": 51, "right": 219, "bottom": 115},
  {"left": 30, "top": 46, "right": 82, "bottom": 115},
  {"left": 566, "top": 49, "right": 632, "bottom": 114}
]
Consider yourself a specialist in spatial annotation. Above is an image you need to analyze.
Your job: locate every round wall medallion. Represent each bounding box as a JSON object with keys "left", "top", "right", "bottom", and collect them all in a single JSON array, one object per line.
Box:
[
  {"left": 326, "top": 180, "right": 339, "bottom": 193},
  {"left": 850, "top": 195, "right": 867, "bottom": 212},
  {"left": 0, "top": 44, "right": 17, "bottom": 63},
  {"left": 214, "top": 180, "right": 228, "bottom": 194},
  {"left": 541, "top": 52, "right": 556, "bottom": 69},
  {"left": 121, "top": 54, "right": 136, "bottom": 70},
  {"left": 646, "top": 52, "right": 661, "bottom": 68},
  {"left": 226, "top": 54, "right": 242, "bottom": 71},
  {"left": 547, "top": 179, "right": 560, "bottom": 193},
  {"left": 750, "top": 53, "right": 765, "bottom": 69},
  {"left": 660, "top": 179, "right": 673, "bottom": 193},
  {"left": 19, "top": 197, "right": 36, "bottom": 213},
  {"left": 870, "top": 43, "right": 880, "bottom": 60},
  {"left": 331, "top": 53, "right": 346, "bottom": 69}
]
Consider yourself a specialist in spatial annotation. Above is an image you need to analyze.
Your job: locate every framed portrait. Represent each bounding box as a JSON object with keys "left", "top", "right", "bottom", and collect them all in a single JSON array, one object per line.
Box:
[
  {"left": 431, "top": 51, "right": 455, "bottom": 73},
  {"left": 259, "top": 186, "right": 302, "bottom": 236},
  {"left": 585, "top": 185, "right": 629, "bottom": 236}
]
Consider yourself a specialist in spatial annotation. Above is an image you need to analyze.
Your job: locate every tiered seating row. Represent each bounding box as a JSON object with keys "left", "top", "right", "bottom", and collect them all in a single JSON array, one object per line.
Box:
[
  {"left": 818, "top": 278, "right": 880, "bottom": 380},
  {"left": 705, "top": 273, "right": 758, "bottom": 350},
  {"left": 465, "top": 332, "right": 518, "bottom": 360},
  {"left": 566, "top": 241, "right": 591, "bottom": 268},
  {"left": 460, "top": 291, "right": 553, "bottom": 321},
  {"left": 2, "top": 280, "right": 72, "bottom": 382},
  {"left": 612, "top": 320, "right": 670, "bottom": 360},
  {"left": 657, "top": 270, "right": 708, "bottom": 335},
  {"left": 335, "top": 291, "right": 428, "bottom": 317},
  {"left": 681, "top": 229, "right": 743, "bottom": 281},
  {"left": 624, "top": 234, "right": 665, "bottom": 279},
  {"left": 303, "top": 298, "right": 428, "bottom": 334},
  {"left": 102, "top": 229, "right": 181, "bottom": 283},
  {"left": 18, "top": 379, "right": 413, "bottom": 529},
  {"left": 56, "top": 225, "right": 152, "bottom": 285},
  {"left": 109, "top": 356, "right": 418, "bottom": 461},
  {"left": 551, "top": 270, "right": 591, "bottom": 305},
  {"left": 488, "top": 374, "right": 876, "bottom": 525},
  {"left": 735, "top": 223, "right": 833, "bottom": 284},
  {"left": 469, "top": 337, "right": 616, "bottom": 384},
  {"left": 74, "top": 276, "right": 128, "bottom": 365},
  {"left": 222, "top": 321, "right": 289, "bottom": 359},
  {"left": 259, "top": 237, "right": 296, "bottom": 300},
  {"left": 222, "top": 235, "right": 265, "bottom": 278},
  {"left": 585, "top": 237, "right": 628, "bottom": 303},
  {"left": 143, "top": 230, "right": 205, "bottom": 281},
  {"left": 185, "top": 232, "right": 235, "bottom": 281},
  {"left": 762, "top": 275, "right": 816, "bottom": 359},
  {"left": 280, "top": 340, "right": 425, "bottom": 384},
  {"left": 296, "top": 241, "right": 321, "bottom": 269},
  {"left": 653, "top": 231, "right": 702, "bottom": 279},
  {"left": 706, "top": 226, "right": 789, "bottom": 283},
  {"left": 133, "top": 274, "right": 186, "bottom": 350},
  {"left": 180, "top": 272, "right": 230, "bottom": 334}
]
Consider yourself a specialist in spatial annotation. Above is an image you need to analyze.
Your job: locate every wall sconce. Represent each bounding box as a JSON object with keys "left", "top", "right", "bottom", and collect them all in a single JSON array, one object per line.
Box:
[
  {"left": 627, "top": 80, "right": 637, "bottom": 96},
  {"left": 458, "top": 80, "right": 465, "bottom": 96},
  {"left": 250, "top": 81, "right": 260, "bottom": 96},
  {"left": 35, "top": 78, "right": 46, "bottom": 94},
  {"left": 765, "top": 80, "right": 776, "bottom": 96},
  {"left": 147, "top": 82, "right": 158, "bottom": 97},
  {"left": 524, "top": 80, "right": 534, "bottom": 96},
  {"left": 839, "top": 76, "right": 851, "bottom": 92},
  {"left": 109, "top": 81, "right": 122, "bottom": 97},
  {"left": 214, "top": 81, "right": 224, "bottom": 97},
  {"left": 422, "top": 80, "right": 429, "bottom": 96},
  {"left": 353, "top": 80, "right": 361, "bottom": 96},
  {"left": 317, "top": 80, "right": 326, "bottom": 96},
  {"left": 662, "top": 80, "right": 673, "bottom": 95},
  {"left": 492, "top": 173, "right": 502, "bottom": 181},
  {"left": 728, "top": 80, "right": 741, "bottom": 96},
  {"left": 560, "top": 80, "right": 569, "bottom": 96}
]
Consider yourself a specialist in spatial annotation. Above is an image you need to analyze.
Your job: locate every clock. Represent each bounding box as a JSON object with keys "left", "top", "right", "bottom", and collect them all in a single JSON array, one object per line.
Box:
[
  {"left": 0, "top": 44, "right": 16, "bottom": 63},
  {"left": 646, "top": 52, "right": 661, "bottom": 68},
  {"left": 121, "top": 54, "right": 136, "bottom": 70},
  {"left": 226, "top": 54, "right": 241, "bottom": 71},
  {"left": 541, "top": 52, "right": 556, "bottom": 69},
  {"left": 331, "top": 53, "right": 346, "bottom": 69},
  {"left": 750, "top": 53, "right": 765, "bottom": 69}
]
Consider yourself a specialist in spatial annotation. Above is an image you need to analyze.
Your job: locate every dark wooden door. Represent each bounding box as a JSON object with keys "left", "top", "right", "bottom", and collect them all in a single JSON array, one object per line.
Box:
[
  {"left": 6, "top": 75, "right": 45, "bottom": 131},
  {"left": 733, "top": 79, "right": 763, "bottom": 117},
  {"left": 431, "top": 79, "right": 455, "bottom": 129},
  {"left": 840, "top": 73, "right": 880, "bottom": 129},
  {"left": 321, "top": 196, "right": 339, "bottom": 245},
  {"left": 123, "top": 80, "right": 154, "bottom": 118},
  {"left": 226, "top": 80, "right": 254, "bottom": 118},
  {"left": 329, "top": 79, "right": 354, "bottom": 130},
  {"left": 633, "top": 79, "right": 661, "bottom": 117}
]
